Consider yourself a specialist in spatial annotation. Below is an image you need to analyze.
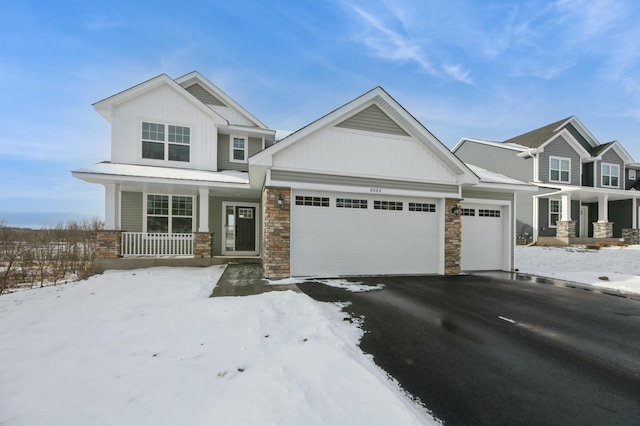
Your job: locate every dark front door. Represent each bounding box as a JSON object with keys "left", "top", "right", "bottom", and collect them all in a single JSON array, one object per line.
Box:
[{"left": 235, "top": 206, "right": 256, "bottom": 251}]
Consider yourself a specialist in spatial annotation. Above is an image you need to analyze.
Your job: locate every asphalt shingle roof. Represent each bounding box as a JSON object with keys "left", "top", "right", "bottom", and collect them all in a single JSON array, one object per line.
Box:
[{"left": 502, "top": 117, "right": 572, "bottom": 148}]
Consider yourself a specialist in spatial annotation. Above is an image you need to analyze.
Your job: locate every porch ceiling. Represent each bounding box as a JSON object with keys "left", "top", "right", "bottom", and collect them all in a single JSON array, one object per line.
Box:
[{"left": 534, "top": 184, "right": 640, "bottom": 203}]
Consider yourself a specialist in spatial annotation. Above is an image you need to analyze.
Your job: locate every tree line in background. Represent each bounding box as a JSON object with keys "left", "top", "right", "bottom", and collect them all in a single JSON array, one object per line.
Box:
[{"left": 0, "top": 219, "right": 103, "bottom": 295}]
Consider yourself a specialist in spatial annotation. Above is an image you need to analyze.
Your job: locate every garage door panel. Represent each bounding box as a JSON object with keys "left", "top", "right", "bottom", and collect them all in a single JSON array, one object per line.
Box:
[
  {"left": 461, "top": 204, "right": 504, "bottom": 271},
  {"left": 291, "top": 193, "right": 441, "bottom": 276}
]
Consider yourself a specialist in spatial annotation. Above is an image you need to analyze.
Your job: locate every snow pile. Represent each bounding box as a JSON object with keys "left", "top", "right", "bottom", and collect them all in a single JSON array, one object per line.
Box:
[
  {"left": 516, "top": 245, "right": 640, "bottom": 295},
  {"left": 312, "top": 278, "right": 385, "bottom": 292},
  {"left": 0, "top": 266, "right": 437, "bottom": 425}
]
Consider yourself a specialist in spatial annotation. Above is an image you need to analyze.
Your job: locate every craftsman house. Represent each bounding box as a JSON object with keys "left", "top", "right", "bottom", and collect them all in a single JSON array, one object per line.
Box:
[
  {"left": 73, "top": 72, "right": 531, "bottom": 278},
  {"left": 453, "top": 116, "right": 640, "bottom": 244}
]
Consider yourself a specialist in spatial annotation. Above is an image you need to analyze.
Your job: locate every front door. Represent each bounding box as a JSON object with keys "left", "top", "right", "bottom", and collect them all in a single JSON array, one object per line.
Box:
[
  {"left": 222, "top": 203, "right": 258, "bottom": 255},
  {"left": 580, "top": 206, "right": 589, "bottom": 237}
]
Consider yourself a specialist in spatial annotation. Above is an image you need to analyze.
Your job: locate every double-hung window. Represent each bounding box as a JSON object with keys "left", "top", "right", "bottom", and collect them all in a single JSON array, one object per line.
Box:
[
  {"left": 146, "top": 195, "right": 193, "bottom": 233},
  {"left": 231, "top": 137, "right": 247, "bottom": 163},
  {"left": 549, "top": 157, "right": 570, "bottom": 183},
  {"left": 142, "top": 122, "right": 190, "bottom": 162},
  {"left": 601, "top": 163, "right": 620, "bottom": 188},
  {"left": 549, "top": 199, "right": 560, "bottom": 227}
]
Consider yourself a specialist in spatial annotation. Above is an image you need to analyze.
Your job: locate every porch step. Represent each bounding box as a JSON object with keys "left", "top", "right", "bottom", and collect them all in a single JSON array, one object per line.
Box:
[{"left": 212, "top": 256, "right": 262, "bottom": 265}]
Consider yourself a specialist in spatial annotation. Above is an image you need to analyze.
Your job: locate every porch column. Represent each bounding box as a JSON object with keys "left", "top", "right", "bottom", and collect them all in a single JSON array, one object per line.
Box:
[
  {"left": 560, "top": 194, "right": 571, "bottom": 221},
  {"left": 633, "top": 197, "right": 638, "bottom": 229},
  {"left": 556, "top": 194, "right": 576, "bottom": 238},
  {"left": 444, "top": 198, "right": 462, "bottom": 275},
  {"left": 198, "top": 187, "right": 209, "bottom": 233},
  {"left": 104, "top": 183, "right": 118, "bottom": 230},
  {"left": 593, "top": 194, "right": 613, "bottom": 238}
]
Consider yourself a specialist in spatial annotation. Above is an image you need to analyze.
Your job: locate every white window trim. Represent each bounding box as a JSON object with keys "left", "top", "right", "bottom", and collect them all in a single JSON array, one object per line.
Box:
[
  {"left": 601, "top": 163, "right": 620, "bottom": 188},
  {"left": 221, "top": 202, "right": 260, "bottom": 255},
  {"left": 549, "top": 198, "right": 561, "bottom": 228},
  {"left": 229, "top": 136, "right": 248, "bottom": 164},
  {"left": 549, "top": 156, "right": 571, "bottom": 183},
  {"left": 141, "top": 121, "right": 191, "bottom": 163},
  {"left": 143, "top": 193, "right": 195, "bottom": 234},
  {"left": 629, "top": 169, "right": 637, "bottom": 180}
]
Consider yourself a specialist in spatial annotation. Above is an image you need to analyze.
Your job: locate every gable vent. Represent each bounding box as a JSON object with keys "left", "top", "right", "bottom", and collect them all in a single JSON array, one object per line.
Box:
[
  {"left": 336, "top": 104, "right": 409, "bottom": 136},
  {"left": 185, "top": 83, "right": 226, "bottom": 107}
]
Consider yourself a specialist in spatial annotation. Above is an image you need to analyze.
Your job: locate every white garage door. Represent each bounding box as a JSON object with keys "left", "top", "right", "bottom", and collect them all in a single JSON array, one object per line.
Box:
[
  {"left": 461, "top": 204, "right": 504, "bottom": 271},
  {"left": 291, "top": 191, "right": 442, "bottom": 276}
]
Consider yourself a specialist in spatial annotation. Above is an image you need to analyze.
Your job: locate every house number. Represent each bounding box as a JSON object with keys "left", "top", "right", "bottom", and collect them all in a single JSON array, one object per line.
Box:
[{"left": 370, "top": 188, "right": 382, "bottom": 193}]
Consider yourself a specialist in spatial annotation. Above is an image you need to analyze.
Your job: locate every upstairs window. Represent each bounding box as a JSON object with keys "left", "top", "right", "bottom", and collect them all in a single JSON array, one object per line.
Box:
[
  {"left": 629, "top": 169, "right": 637, "bottom": 180},
  {"left": 142, "top": 122, "right": 190, "bottom": 162},
  {"left": 549, "top": 157, "right": 570, "bottom": 183},
  {"left": 601, "top": 163, "right": 620, "bottom": 188},
  {"left": 231, "top": 137, "right": 247, "bottom": 163}
]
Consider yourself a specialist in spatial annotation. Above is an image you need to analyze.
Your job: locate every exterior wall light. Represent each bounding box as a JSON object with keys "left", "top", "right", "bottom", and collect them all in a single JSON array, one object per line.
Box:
[
  {"left": 450, "top": 205, "right": 460, "bottom": 216},
  {"left": 277, "top": 194, "right": 285, "bottom": 209}
]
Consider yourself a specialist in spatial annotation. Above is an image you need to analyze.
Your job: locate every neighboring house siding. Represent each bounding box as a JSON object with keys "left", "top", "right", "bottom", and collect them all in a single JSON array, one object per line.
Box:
[
  {"left": 538, "top": 135, "right": 581, "bottom": 185},
  {"left": 121, "top": 192, "right": 143, "bottom": 232},
  {"left": 217, "top": 135, "right": 262, "bottom": 172},
  {"left": 582, "top": 162, "right": 594, "bottom": 187},
  {"left": 596, "top": 149, "right": 624, "bottom": 189},
  {"left": 336, "top": 105, "right": 409, "bottom": 136},
  {"left": 111, "top": 84, "right": 218, "bottom": 171},
  {"left": 271, "top": 170, "right": 459, "bottom": 194},
  {"left": 609, "top": 200, "right": 632, "bottom": 237},
  {"left": 454, "top": 142, "right": 533, "bottom": 182},
  {"left": 538, "top": 198, "right": 580, "bottom": 237},
  {"left": 565, "top": 123, "right": 592, "bottom": 152},
  {"left": 208, "top": 196, "right": 262, "bottom": 256}
]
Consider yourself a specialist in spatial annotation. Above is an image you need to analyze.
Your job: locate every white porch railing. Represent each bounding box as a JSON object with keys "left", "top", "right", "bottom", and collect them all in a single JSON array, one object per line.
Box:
[{"left": 121, "top": 233, "right": 194, "bottom": 256}]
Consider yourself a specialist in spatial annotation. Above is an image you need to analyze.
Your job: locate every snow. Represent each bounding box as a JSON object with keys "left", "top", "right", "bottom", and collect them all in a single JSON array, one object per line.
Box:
[
  {"left": 467, "top": 164, "right": 529, "bottom": 185},
  {"left": 74, "top": 162, "right": 249, "bottom": 184},
  {"left": 516, "top": 245, "right": 640, "bottom": 295},
  {"left": 311, "top": 279, "right": 385, "bottom": 292},
  {"left": 0, "top": 266, "right": 437, "bottom": 425}
]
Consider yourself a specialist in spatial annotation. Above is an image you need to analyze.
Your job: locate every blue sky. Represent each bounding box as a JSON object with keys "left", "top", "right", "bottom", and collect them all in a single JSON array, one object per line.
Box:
[{"left": 1, "top": 0, "right": 640, "bottom": 228}]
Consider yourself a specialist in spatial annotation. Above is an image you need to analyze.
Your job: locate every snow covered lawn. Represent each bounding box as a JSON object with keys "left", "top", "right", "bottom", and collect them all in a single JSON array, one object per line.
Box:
[
  {"left": 516, "top": 245, "right": 640, "bottom": 295},
  {"left": 0, "top": 266, "right": 437, "bottom": 425}
]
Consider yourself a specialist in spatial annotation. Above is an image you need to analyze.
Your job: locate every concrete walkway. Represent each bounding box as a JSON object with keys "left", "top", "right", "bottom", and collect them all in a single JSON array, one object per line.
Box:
[{"left": 210, "top": 263, "right": 300, "bottom": 297}]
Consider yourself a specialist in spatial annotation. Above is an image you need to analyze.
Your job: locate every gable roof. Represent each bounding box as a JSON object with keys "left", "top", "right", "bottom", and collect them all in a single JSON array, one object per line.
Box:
[
  {"left": 174, "top": 71, "right": 272, "bottom": 132},
  {"left": 250, "top": 86, "right": 478, "bottom": 184},
  {"left": 503, "top": 117, "right": 572, "bottom": 149}
]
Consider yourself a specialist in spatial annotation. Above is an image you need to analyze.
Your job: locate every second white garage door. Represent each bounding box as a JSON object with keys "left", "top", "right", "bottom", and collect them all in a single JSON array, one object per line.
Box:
[
  {"left": 461, "top": 203, "right": 505, "bottom": 271},
  {"left": 291, "top": 191, "right": 442, "bottom": 276}
]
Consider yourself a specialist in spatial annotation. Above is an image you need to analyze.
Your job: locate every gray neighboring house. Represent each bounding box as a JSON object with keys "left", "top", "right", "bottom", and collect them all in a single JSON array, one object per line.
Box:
[{"left": 453, "top": 116, "right": 640, "bottom": 244}]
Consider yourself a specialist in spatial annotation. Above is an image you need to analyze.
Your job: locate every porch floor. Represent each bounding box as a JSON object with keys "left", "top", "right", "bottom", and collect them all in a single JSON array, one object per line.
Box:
[
  {"left": 536, "top": 236, "right": 627, "bottom": 246},
  {"left": 94, "top": 256, "right": 261, "bottom": 274}
]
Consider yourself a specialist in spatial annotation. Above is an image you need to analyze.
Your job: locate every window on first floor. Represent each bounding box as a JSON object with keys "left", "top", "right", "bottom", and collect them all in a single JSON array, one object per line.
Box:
[
  {"left": 146, "top": 194, "right": 193, "bottom": 233},
  {"left": 549, "top": 199, "right": 560, "bottom": 227},
  {"left": 549, "top": 156, "right": 570, "bottom": 183},
  {"left": 142, "top": 122, "right": 190, "bottom": 162},
  {"left": 601, "top": 163, "right": 620, "bottom": 188}
]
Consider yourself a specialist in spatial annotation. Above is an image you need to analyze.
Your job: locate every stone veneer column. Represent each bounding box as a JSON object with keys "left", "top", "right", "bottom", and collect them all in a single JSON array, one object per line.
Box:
[
  {"left": 263, "top": 187, "right": 291, "bottom": 279},
  {"left": 556, "top": 220, "right": 576, "bottom": 238},
  {"left": 193, "top": 232, "right": 213, "bottom": 258},
  {"left": 593, "top": 222, "right": 614, "bottom": 238},
  {"left": 93, "top": 230, "right": 122, "bottom": 259},
  {"left": 444, "top": 198, "right": 462, "bottom": 275}
]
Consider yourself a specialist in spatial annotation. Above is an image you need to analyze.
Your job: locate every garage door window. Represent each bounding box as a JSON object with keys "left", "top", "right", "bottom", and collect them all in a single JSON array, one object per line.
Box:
[
  {"left": 408, "top": 202, "right": 436, "bottom": 212},
  {"left": 461, "top": 208, "right": 475, "bottom": 216},
  {"left": 479, "top": 209, "right": 501, "bottom": 217},
  {"left": 295, "top": 196, "right": 329, "bottom": 207},
  {"left": 336, "top": 198, "right": 368, "bottom": 209},
  {"left": 374, "top": 201, "right": 403, "bottom": 211}
]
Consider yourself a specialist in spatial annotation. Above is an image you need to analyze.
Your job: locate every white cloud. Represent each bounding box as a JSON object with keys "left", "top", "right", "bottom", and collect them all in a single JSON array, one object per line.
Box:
[{"left": 443, "top": 64, "right": 473, "bottom": 84}]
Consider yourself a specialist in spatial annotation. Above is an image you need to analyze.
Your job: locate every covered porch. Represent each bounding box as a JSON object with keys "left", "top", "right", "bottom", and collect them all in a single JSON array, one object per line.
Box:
[{"left": 533, "top": 185, "right": 640, "bottom": 244}]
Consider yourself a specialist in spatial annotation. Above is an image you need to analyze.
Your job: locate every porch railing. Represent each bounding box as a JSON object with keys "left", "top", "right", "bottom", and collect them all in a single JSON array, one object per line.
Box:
[{"left": 121, "top": 232, "right": 194, "bottom": 256}]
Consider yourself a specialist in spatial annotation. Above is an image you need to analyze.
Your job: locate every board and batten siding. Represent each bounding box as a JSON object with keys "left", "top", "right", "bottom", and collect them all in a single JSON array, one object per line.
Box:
[
  {"left": 121, "top": 192, "right": 143, "bottom": 232},
  {"left": 217, "top": 135, "right": 262, "bottom": 172},
  {"left": 538, "top": 135, "right": 581, "bottom": 186},
  {"left": 596, "top": 149, "right": 624, "bottom": 189},
  {"left": 273, "top": 127, "right": 459, "bottom": 184},
  {"left": 336, "top": 105, "right": 409, "bottom": 136},
  {"left": 111, "top": 84, "right": 219, "bottom": 171}
]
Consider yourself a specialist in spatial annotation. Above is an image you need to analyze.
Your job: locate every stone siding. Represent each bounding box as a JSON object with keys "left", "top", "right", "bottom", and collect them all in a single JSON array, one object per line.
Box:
[
  {"left": 556, "top": 220, "right": 576, "bottom": 238},
  {"left": 94, "top": 230, "right": 122, "bottom": 259},
  {"left": 593, "top": 222, "right": 614, "bottom": 238},
  {"left": 444, "top": 198, "right": 462, "bottom": 275},
  {"left": 263, "top": 187, "right": 291, "bottom": 279},
  {"left": 194, "top": 232, "right": 213, "bottom": 258},
  {"left": 622, "top": 228, "right": 640, "bottom": 244}
]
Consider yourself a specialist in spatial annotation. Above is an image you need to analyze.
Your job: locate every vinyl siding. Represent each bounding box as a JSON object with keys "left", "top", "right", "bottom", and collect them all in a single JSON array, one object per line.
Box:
[
  {"left": 537, "top": 198, "right": 580, "bottom": 237},
  {"left": 455, "top": 142, "right": 533, "bottom": 182},
  {"left": 184, "top": 83, "right": 226, "bottom": 106},
  {"left": 565, "top": 123, "right": 592, "bottom": 152},
  {"left": 217, "top": 134, "right": 262, "bottom": 172},
  {"left": 336, "top": 105, "right": 409, "bottom": 136},
  {"left": 271, "top": 170, "right": 459, "bottom": 194},
  {"left": 596, "top": 149, "right": 624, "bottom": 189},
  {"left": 609, "top": 199, "right": 632, "bottom": 237},
  {"left": 121, "top": 192, "right": 143, "bottom": 232},
  {"left": 538, "top": 135, "right": 581, "bottom": 185}
]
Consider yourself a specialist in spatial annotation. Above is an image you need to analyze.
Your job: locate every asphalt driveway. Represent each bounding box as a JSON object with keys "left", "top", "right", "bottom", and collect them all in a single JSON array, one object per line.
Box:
[{"left": 298, "top": 274, "right": 640, "bottom": 426}]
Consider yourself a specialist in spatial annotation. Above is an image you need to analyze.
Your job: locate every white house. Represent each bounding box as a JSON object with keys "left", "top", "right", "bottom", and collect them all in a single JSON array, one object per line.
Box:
[{"left": 73, "top": 72, "right": 532, "bottom": 278}]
